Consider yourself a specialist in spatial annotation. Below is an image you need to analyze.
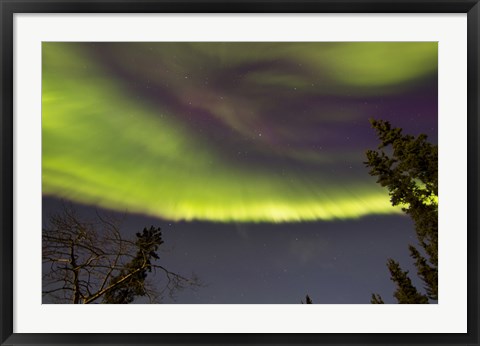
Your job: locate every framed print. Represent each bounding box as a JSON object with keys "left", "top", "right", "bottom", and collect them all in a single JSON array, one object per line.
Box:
[{"left": 1, "top": 1, "right": 479, "bottom": 345}]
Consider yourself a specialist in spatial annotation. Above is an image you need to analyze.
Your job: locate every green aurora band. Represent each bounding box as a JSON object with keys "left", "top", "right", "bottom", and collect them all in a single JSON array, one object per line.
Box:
[{"left": 42, "top": 43, "right": 437, "bottom": 222}]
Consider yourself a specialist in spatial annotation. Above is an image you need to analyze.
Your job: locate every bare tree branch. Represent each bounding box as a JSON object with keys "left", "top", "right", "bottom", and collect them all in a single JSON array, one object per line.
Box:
[{"left": 42, "top": 203, "right": 201, "bottom": 304}]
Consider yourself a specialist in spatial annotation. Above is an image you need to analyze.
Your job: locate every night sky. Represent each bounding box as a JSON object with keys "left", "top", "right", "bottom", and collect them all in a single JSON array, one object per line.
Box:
[{"left": 42, "top": 42, "right": 437, "bottom": 303}]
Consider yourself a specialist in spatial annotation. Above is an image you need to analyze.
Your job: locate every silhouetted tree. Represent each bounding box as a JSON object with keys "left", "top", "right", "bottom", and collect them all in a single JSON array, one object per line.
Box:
[
  {"left": 102, "top": 226, "right": 163, "bottom": 304},
  {"left": 301, "top": 294, "right": 313, "bottom": 304},
  {"left": 42, "top": 205, "right": 199, "bottom": 303},
  {"left": 370, "top": 293, "right": 384, "bottom": 304},
  {"left": 365, "top": 119, "right": 437, "bottom": 304}
]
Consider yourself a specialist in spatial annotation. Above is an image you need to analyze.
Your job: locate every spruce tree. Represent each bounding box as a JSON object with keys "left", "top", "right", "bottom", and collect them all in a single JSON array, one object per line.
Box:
[
  {"left": 365, "top": 119, "right": 438, "bottom": 304},
  {"left": 103, "top": 226, "right": 164, "bottom": 304},
  {"left": 371, "top": 293, "right": 384, "bottom": 304},
  {"left": 301, "top": 295, "right": 313, "bottom": 304}
]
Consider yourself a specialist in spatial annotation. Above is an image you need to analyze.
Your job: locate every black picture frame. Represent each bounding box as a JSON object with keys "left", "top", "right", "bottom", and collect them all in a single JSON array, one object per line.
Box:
[{"left": 1, "top": 1, "right": 478, "bottom": 345}]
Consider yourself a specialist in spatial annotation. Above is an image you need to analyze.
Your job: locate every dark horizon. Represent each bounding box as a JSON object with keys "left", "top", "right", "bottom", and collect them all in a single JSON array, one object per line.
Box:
[{"left": 43, "top": 196, "right": 423, "bottom": 304}]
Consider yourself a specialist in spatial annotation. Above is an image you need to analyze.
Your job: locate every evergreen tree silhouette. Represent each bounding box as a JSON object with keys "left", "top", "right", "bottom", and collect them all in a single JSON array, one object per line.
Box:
[{"left": 365, "top": 119, "right": 437, "bottom": 304}]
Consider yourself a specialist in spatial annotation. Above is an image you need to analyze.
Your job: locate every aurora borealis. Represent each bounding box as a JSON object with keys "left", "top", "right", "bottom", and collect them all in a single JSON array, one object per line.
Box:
[
  {"left": 42, "top": 42, "right": 437, "bottom": 223},
  {"left": 42, "top": 42, "right": 438, "bottom": 304}
]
